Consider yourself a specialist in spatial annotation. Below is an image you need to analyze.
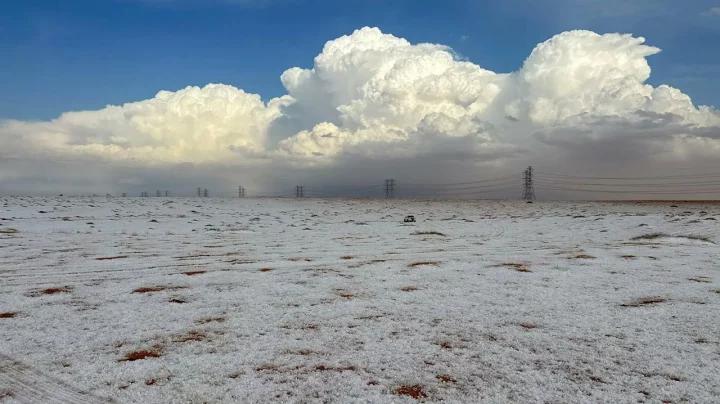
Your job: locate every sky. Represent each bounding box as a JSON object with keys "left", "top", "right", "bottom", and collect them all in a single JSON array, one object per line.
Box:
[{"left": 1, "top": 0, "right": 720, "bottom": 198}]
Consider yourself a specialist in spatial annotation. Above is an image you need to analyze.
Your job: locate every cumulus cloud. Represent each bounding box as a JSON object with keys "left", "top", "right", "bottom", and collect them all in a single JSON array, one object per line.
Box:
[{"left": 1, "top": 27, "right": 719, "bottom": 195}]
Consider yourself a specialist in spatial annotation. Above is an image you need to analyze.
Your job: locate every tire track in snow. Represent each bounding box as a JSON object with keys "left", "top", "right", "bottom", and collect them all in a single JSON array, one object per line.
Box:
[{"left": 0, "top": 353, "right": 113, "bottom": 403}]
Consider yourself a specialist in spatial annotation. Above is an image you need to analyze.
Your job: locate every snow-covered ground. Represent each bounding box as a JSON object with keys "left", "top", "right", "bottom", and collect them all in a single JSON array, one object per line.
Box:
[{"left": 0, "top": 197, "right": 719, "bottom": 403}]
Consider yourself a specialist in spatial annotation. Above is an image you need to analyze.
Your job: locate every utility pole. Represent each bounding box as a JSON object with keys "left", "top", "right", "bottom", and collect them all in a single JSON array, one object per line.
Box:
[
  {"left": 522, "top": 166, "right": 536, "bottom": 202},
  {"left": 295, "top": 185, "right": 304, "bottom": 198},
  {"left": 238, "top": 186, "right": 246, "bottom": 198},
  {"left": 384, "top": 179, "right": 395, "bottom": 199}
]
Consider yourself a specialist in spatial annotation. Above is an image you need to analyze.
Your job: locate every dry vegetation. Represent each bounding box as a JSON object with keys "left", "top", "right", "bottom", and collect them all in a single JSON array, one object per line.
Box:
[{"left": 620, "top": 296, "right": 667, "bottom": 307}]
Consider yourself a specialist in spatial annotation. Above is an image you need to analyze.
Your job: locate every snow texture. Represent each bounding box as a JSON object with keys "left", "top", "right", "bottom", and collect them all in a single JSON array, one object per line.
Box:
[{"left": 0, "top": 197, "right": 719, "bottom": 403}]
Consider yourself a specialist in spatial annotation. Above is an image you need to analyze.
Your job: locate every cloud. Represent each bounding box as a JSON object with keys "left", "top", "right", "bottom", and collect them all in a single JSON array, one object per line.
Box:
[
  {"left": 1, "top": 27, "right": 719, "bottom": 196},
  {"left": 704, "top": 6, "right": 720, "bottom": 16}
]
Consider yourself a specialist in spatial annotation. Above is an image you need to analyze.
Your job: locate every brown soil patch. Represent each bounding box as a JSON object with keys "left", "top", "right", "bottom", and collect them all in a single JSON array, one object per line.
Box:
[
  {"left": 437, "top": 341, "right": 453, "bottom": 349},
  {"left": 120, "top": 349, "right": 162, "bottom": 362},
  {"left": 336, "top": 290, "right": 355, "bottom": 299},
  {"left": 168, "top": 297, "right": 187, "bottom": 304},
  {"left": 173, "top": 330, "right": 207, "bottom": 343},
  {"left": 313, "top": 364, "right": 356, "bottom": 372},
  {"left": 132, "top": 286, "right": 187, "bottom": 294},
  {"left": 145, "top": 378, "right": 157, "bottom": 386},
  {"left": 408, "top": 261, "right": 440, "bottom": 268},
  {"left": 412, "top": 231, "right": 446, "bottom": 237},
  {"left": 286, "top": 349, "right": 319, "bottom": 356},
  {"left": 400, "top": 286, "right": 418, "bottom": 292},
  {"left": 621, "top": 296, "right": 667, "bottom": 307},
  {"left": 495, "top": 262, "right": 531, "bottom": 272},
  {"left": 573, "top": 254, "right": 596, "bottom": 259},
  {"left": 288, "top": 257, "right": 313, "bottom": 262},
  {"left": 0, "top": 312, "right": 17, "bottom": 318},
  {"left": 183, "top": 270, "right": 206, "bottom": 276},
  {"left": 340, "top": 256, "right": 354, "bottom": 260},
  {"left": 519, "top": 322, "right": 538, "bottom": 330},
  {"left": 95, "top": 255, "right": 128, "bottom": 261},
  {"left": 195, "top": 316, "right": 226, "bottom": 324},
  {"left": 621, "top": 255, "right": 636, "bottom": 260},
  {"left": 436, "top": 374, "right": 456, "bottom": 384},
  {"left": 259, "top": 268, "right": 273, "bottom": 272},
  {"left": 29, "top": 286, "right": 72, "bottom": 296},
  {"left": 394, "top": 384, "right": 427, "bottom": 400},
  {"left": 630, "top": 233, "right": 669, "bottom": 241}
]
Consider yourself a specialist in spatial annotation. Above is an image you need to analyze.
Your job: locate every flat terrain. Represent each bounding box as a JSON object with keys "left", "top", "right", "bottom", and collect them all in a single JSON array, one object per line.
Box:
[{"left": 0, "top": 197, "right": 719, "bottom": 403}]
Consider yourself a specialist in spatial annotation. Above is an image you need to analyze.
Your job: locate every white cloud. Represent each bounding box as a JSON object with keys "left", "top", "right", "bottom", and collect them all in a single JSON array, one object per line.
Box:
[
  {"left": 704, "top": 6, "right": 720, "bottom": 16},
  {"left": 1, "top": 27, "right": 719, "bottom": 194}
]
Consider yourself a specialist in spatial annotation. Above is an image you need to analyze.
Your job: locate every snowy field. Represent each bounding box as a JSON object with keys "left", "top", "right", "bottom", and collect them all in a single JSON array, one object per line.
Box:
[{"left": 1, "top": 197, "right": 719, "bottom": 403}]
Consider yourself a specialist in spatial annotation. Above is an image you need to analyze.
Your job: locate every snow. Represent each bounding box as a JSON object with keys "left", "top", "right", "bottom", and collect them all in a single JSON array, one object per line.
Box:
[{"left": 0, "top": 197, "right": 719, "bottom": 403}]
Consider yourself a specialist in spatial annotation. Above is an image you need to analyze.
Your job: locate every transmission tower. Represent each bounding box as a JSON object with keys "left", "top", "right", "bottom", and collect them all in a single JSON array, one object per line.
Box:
[
  {"left": 197, "top": 187, "right": 202, "bottom": 197},
  {"left": 384, "top": 179, "right": 396, "bottom": 199},
  {"left": 238, "top": 186, "right": 246, "bottom": 198},
  {"left": 203, "top": 188, "right": 209, "bottom": 198},
  {"left": 522, "top": 166, "right": 536, "bottom": 202},
  {"left": 295, "top": 185, "right": 304, "bottom": 198}
]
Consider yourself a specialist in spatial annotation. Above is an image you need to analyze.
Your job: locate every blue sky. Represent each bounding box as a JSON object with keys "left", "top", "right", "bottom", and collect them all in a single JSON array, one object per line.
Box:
[{"left": 1, "top": 0, "right": 719, "bottom": 120}]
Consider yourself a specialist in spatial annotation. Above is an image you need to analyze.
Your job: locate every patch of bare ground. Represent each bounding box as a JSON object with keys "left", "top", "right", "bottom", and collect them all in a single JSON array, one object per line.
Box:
[
  {"left": 355, "top": 314, "right": 385, "bottom": 320},
  {"left": 400, "top": 286, "right": 418, "bottom": 292},
  {"left": 335, "top": 290, "right": 355, "bottom": 299},
  {"left": 340, "top": 255, "right": 354, "bottom": 260},
  {"left": 28, "top": 286, "right": 72, "bottom": 297},
  {"left": 436, "top": 341, "right": 453, "bottom": 350},
  {"left": 120, "top": 348, "right": 162, "bottom": 362},
  {"left": 412, "top": 231, "right": 446, "bottom": 237},
  {"left": 639, "top": 371, "right": 685, "bottom": 382},
  {"left": 493, "top": 262, "right": 532, "bottom": 273},
  {"left": 182, "top": 270, "right": 206, "bottom": 276},
  {"left": 631, "top": 233, "right": 669, "bottom": 241},
  {"left": 259, "top": 267, "right": 273, "bottom": 272},
  {"left": 630, "top": 233, "right": 714, "bottom": 244},
  {"left": 173, "top": 330, "right": 207, "bottom": 343},
  {"left": 713, "top": 289, "right": 720, "bottom": 294},
  {"left": 288, "top": 257, "right": 313, "bottom": 262},
  {"left": 312, "top": 364, "right": 356, "bottom": 372},
  {"left": 621, "top": 255, "right": 637, "bottom": 260},
  {"left": 0, "top": 312, "right": 18, "bottom": 318},
  {"left": 688, "top": 276, "right": 712, "bottom": 283},
  {"left": 168, "top": 297, "right": 187, "bottom": 304},
  {"left": 572, "top": 254, "right": 596, "bottom": 259},
  {"left": 194, "top": 316, "right": 226, "bottom": 325},
  {"left": 408, "top": 261, "right": 440, "bottom": 268},
  {"left": 394, "top": 384, "right": 428, "bottom": 400},
  {"left": 95, "top": 255, "right": 128, "bottom": 261},
  {"left": 621, "top": 296, "right": 667, "bottom": 307},
  {"left": 285, "top": 349, "right": 321, "bottom": 356},
  {"left": 519, "top": 322, "right": 538, "bottom": 330},
  {"left": 436, "top": 374, "right": 456, "bottom": 384},
  {"left": 0, "top": 388, "right": 14, "bottom": 399},
  {"left": 132, "top": 285, "right": 187, "bottom": 294}
]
